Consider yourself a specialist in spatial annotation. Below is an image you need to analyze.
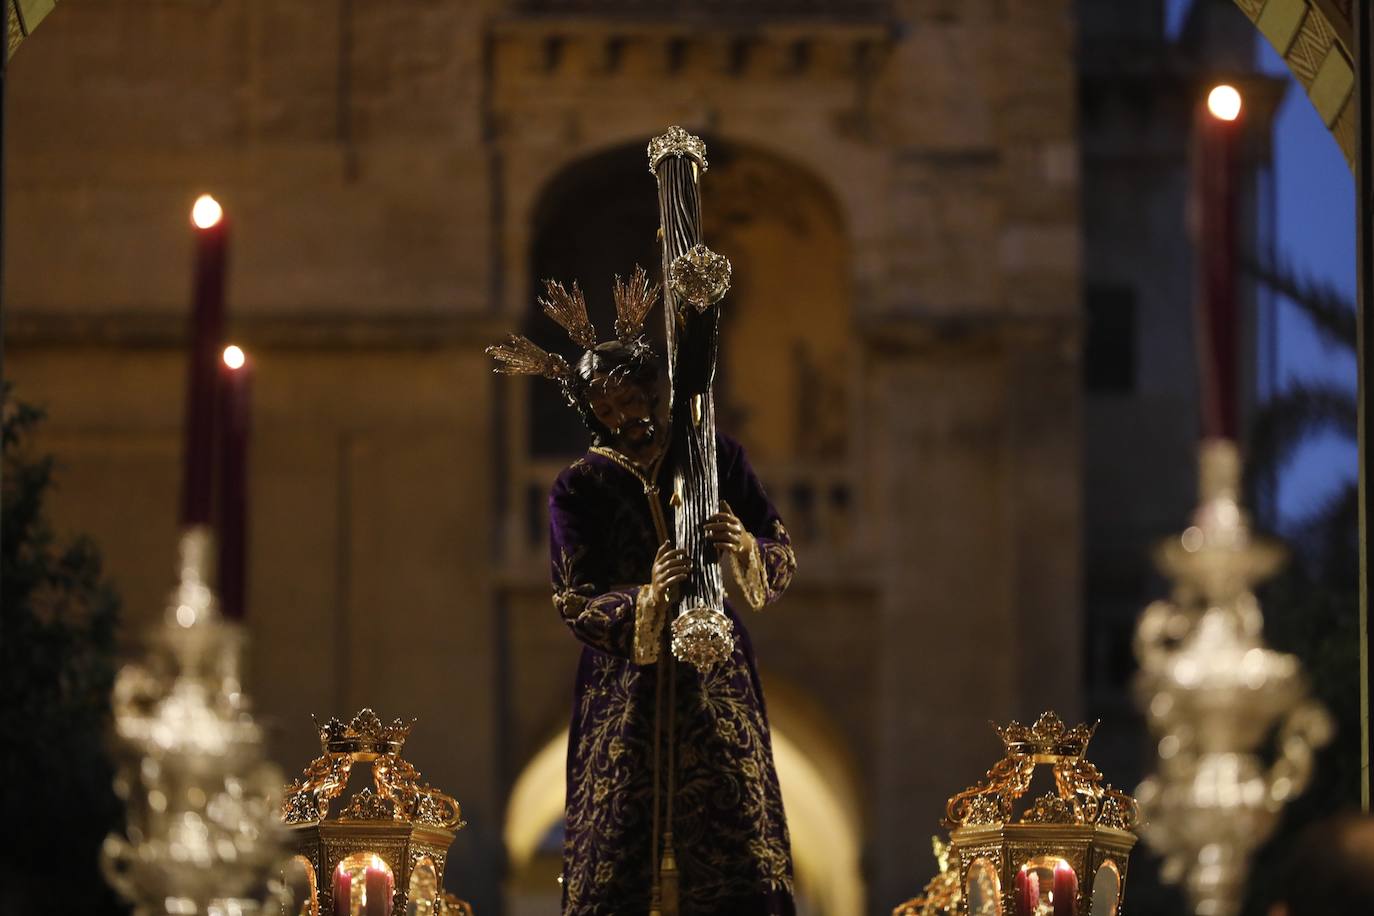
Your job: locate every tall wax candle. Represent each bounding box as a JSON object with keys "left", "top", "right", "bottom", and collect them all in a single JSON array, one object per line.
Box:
[
  {"left": 1192, "top": 89, "right": 1241, "bottom": 441},
  {"left": 216, "top": 345, "right": 252, "bottom": 620},
  {"left": 1052, "top": 859, "right": 1078, "bottom": 916},
  {"left": 182, "top": 194, "right": 228, "bottom": 526}
]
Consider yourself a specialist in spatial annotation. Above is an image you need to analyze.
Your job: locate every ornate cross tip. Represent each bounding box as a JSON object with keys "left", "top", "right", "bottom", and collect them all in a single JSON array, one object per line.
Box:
[
  {"left": 647, "top": 125, "right": 709, "bottom": 174},
  {"left": 485, "top": 334, "right": 572, "bottom": 381},
  {"left": 613, "top": 264, "right": 661, "bottom": 343},
  {"left": 539, "top": 278, "right": 598, "bottom": 350}
]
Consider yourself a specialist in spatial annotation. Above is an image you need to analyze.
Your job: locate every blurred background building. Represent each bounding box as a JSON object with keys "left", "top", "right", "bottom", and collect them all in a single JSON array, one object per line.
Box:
[{"left": 2, "top": 1, "right": 1356, "bottom": 914}]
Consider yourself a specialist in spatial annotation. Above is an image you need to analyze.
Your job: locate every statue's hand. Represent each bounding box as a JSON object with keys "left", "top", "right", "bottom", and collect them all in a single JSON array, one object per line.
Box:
[
  {"left": 705, "top": 502, "right": 754, "bottom": 561},
  {"left": 648, "top": 540, "right": 692, "bottom": 607}
]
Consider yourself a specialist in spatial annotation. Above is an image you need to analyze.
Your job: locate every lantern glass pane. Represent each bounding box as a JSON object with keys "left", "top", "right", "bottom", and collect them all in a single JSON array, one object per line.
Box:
[
  {"left": 965, "top": 857, "right": 1002, "bottom": 916},
  {"left": 1090, "top": 860, "right": 1121, "bottom": 916},
  {"left": 407, "top": 856, "right": 440, "bottom": 915},
  {"left": 284, "top": 855, "right": 318, "bottom": 916}
]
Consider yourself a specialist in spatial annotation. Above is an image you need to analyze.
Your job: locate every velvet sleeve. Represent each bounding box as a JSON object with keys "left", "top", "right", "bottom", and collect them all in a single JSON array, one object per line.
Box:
[
  {"left": 549, "top": 468, "right": 652, "bottom": 659},
  {"left": 718, "top": 434, "right": 797, "bottom": 610}
]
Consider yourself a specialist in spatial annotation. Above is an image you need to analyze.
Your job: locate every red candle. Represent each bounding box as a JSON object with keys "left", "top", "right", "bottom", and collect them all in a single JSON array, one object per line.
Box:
[
  {"left": 181, "top": 194, "right": 228, "bottom": 526},
  {"left": 364, "top": 859, "right": 393, "bottom": 916},
  {"left": 1191, "top": 89, "right": 1241, "bottom": 440},
  {"left": 332, "top": 863, "right": 357, "bottom": 916},
  {"left": 1052, "top": 859, "right": 1078, "bottom": 916},
  {"left": 216, "top": 345, "right": 252, "bottom": 620},
  {"left": 1016, "top": 866, "right": 1038, "bottom": 916}
]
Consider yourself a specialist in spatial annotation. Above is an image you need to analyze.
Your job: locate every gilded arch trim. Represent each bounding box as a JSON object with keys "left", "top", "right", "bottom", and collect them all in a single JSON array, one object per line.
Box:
[
  {"left": 7, "top": 1, "right": 59, "bottom": 62},
  {"left": 1234, "top": 0, "right": 1357, "bottom": 168}
]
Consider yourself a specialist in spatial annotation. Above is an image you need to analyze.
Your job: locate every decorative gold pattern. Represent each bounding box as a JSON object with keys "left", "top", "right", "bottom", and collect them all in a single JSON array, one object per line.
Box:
[
  {"left": 281, "top": 710, "right": 465, "bottom": 916},
  {"left": 539, "top": 278, "right": 598, "bottom": 350},
  {"left": 727, "top": 529, "right": 769, "bottom": 611},
  {"left": 282, "top": 707, "right": 463, "bottom": 830},
  {"left": 613, "top": 264, "right": 660, "bottom": 343},
  {"left": 669, "top": 243, "right": 733, "bottom": 312},
  {"left": 647, "top": 125, "right": 709, "bottom": 174},
  {"left": 946, "top": 712, "right": 1136, "bottom": 831},
  {"left": 937, "top": 712, "right": 1139, "bottom": 916},
  {"left": 633, "top": 584, "right": 666, "bottom": 665}
]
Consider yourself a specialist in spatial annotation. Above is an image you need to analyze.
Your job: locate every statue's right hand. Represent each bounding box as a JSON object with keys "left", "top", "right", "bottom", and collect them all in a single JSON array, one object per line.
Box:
[{"left": 649, "top": 541, "right": 692, "bottom": 604}]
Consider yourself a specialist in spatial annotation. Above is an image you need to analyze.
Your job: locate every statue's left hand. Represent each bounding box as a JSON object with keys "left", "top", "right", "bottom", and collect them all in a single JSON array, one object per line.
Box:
[{"left": 704, "top": 501, "right": 754, "bottom": 560}]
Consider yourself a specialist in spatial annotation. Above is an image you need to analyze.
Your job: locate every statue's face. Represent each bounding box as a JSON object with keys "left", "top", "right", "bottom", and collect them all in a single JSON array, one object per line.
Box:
[{"left": 586, "top": 363, "right": 666, "bottom": 454}]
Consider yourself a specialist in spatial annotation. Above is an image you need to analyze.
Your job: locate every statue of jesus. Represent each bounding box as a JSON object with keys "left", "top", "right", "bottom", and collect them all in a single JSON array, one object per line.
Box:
[{"left": 488, "top": 268, "right": 797, "bottom": 915}]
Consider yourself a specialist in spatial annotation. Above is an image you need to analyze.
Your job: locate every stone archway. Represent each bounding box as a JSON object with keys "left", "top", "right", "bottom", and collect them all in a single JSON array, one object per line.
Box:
[
  {"left": 501, "top": 137, "right": 857, "bottom": 567},
  {"left": 502, "top": 683, "right": 866, "bottom": 916}
]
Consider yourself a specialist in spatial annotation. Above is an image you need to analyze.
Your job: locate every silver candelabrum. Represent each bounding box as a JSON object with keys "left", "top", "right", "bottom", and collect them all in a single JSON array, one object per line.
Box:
[
  {"left": 101, "top": 527, "right": 285, "bottom": 916},
  {"left": 1134, "top": 439, "right": 1333, "bottom": 916}
]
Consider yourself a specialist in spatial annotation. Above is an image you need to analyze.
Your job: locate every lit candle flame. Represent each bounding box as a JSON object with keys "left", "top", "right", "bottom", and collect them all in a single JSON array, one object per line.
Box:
[
  {"left": 191, "top": 194, "right": 224, "bottom": 229},
  {"left": 222, "top": 345, "right": 246, "bottom": 370},
  {"left": 1207, "top": 84, "right": 1242, "bottom": 121}
]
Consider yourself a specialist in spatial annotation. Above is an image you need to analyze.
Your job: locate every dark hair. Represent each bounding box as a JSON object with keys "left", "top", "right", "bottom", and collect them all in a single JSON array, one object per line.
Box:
[
  {"left": 569, "top": 340, "right": 661, "bottom": 445},
  {"left": 1273, "top": 813, "right": 1374, "bottom": 916}
]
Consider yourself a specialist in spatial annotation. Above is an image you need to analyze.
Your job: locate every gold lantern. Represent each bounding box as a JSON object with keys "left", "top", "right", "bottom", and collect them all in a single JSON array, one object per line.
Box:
[
  {"left": 280, "top": 708, "right": 467, "bottom": 916},
  {"left": 943, "top": 712, "right": 1138, "bottom": 916}
]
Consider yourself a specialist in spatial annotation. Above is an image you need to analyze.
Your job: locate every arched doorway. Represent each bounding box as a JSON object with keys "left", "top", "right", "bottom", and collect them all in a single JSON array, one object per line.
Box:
[
  {"left": 503, "top": 686, "right": 866, "bottom": 916},
  {"left": 504, "top": 139, "right": 856, "bottom": 566}
]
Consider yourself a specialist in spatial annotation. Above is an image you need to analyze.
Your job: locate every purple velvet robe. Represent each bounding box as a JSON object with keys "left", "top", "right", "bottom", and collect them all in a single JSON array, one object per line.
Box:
[{"left": 549, "top": 433, "right": 797, "bottom": 915}]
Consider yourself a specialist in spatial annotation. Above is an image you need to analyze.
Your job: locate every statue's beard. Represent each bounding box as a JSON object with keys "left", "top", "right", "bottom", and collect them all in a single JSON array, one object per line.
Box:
[{"left": 615, "top": 417, "right": 657, "bottom": 447}]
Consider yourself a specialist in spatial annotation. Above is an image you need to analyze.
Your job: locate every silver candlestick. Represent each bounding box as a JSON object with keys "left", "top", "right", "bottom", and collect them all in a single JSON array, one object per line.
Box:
[
  {"left": 1134, "top": 439, "right": 1332, "bottom": 916},
  {"left": 101, "top": 527, "right": 285, "bottom": 916}
]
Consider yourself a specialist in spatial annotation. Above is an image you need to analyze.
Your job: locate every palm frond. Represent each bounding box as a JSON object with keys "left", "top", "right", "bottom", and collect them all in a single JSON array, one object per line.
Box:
[
  {"left": 1246, "top": 381, "right": 1356, "bottom": 481},
  {"left": 1245, "top": 257, "right": 1356, "bottom": 351}
]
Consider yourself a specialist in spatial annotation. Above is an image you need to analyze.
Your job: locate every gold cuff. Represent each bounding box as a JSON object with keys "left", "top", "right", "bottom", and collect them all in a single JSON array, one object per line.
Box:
[
  {"left": 728, "top": 530, "right": 769, "bottom": 612},
  {"left": 634, "top": 585, "right": 666, "bottom": 665}
]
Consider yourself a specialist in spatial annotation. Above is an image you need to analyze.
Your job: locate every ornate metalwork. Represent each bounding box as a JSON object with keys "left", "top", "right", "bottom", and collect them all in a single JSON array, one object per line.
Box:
[
  {"left": 937, "top": 711, "right": 1138, "bottom": 916},
  {"left": 1134, "top": 438, "right": 1333, "bottom": 916},
  {"left": 538, "top": 278, "right": 598, "bottom": 350},
  {"left": 669, "top": 605, "right": 736, "bottom": 670},
  {"left": 485, "top": 334, "right": 573, "bottom": 382},
  {"left": 668, "top": 243, "right": 732, "bottom": 312},
  {"left": 101, "top": 527, "right": 285, "bottom": 915},
  {"left": 282, "top": 707, "right": 463, "bottom": 830},
  {"left": 281, "top": 708, "right": 467, "bottom": 915},
  {"left": 647, "top": 124, "right": 708, "bottom": 174},
  {"left": 613, "top": 264, "right": 661, "bottom": 342}
]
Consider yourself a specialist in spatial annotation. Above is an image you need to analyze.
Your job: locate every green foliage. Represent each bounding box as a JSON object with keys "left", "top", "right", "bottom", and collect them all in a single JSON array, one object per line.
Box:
[{"left": 0, "top": 390, "right": 127, "bottom": 913}]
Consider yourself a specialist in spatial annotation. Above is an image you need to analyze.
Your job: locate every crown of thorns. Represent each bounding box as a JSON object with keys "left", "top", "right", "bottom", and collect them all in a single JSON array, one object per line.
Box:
[{"left": 485, "top": 265, "right": 661, "bottom": 406}]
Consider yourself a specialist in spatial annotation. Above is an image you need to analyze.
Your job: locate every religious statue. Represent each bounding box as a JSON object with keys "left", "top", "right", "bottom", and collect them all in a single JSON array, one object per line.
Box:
[{"left": 486, "top": 128, "right": 797, "bottom": 915}]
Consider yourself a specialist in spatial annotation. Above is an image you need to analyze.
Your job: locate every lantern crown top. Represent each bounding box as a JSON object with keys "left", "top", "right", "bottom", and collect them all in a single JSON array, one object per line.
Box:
[
  {"left": 994, "top": 711, "right": 1097, "bottom": 762},
  {"left": 944, "top": 710, "right": 1138, "bottom": 832},
  {"left": 284, "top": 708, "right": 463, "bottom": 831},
  {"left": 318, "top": 707, "right": 413, "bottom": 757}
]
